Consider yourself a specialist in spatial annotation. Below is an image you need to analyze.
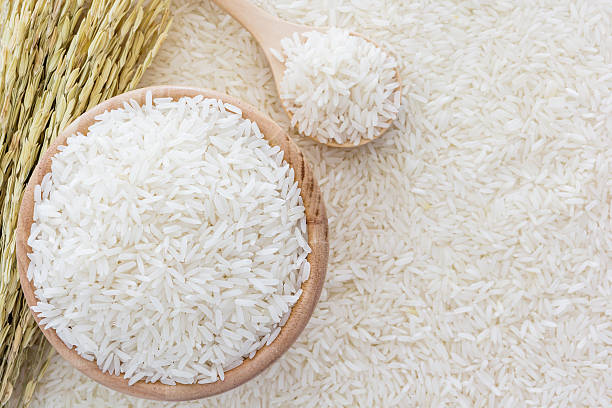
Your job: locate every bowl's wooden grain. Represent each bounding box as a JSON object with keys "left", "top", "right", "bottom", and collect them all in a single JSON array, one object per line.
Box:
[{"left": 16, "top": 86, "right": 328, "bottom": 401}]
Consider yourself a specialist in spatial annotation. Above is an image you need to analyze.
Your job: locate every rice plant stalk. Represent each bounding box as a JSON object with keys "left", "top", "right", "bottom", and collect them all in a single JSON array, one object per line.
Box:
[{"left": 0, "top": 1, "right": 171, "bottom": 406}]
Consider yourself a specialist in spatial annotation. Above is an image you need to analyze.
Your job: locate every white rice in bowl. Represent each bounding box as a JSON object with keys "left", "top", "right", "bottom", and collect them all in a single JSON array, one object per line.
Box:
[{"left": 26, "top": 93, "right": 311, "bottom": 386}]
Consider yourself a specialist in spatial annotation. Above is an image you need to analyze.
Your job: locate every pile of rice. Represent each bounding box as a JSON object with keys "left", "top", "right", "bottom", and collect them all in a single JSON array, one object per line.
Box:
[
  {"left": 27, "top": 94, "right": 310, "bottom": 386},
  {"left": 31, "top": 0, "right": 612, "bottom": 407},
  {"left": 272, "top": 28, "right": 401, "bottom": 145}
]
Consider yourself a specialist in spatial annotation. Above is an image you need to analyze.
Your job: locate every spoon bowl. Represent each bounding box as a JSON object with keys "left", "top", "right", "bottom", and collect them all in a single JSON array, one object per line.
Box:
[
  {"left": 211, "top": 0, "right": 402, "bottom": 148},
  {"left": 16, "top": 86, "right": 328, "bottom": 401}
]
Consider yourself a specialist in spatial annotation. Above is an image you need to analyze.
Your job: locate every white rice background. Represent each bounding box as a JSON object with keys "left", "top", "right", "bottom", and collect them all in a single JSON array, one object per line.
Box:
[{"left": 31, "top": 0, "right": 611, "bottom": 407}]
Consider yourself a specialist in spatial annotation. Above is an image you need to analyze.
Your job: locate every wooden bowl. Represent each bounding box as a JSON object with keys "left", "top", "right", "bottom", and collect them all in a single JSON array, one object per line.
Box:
[{"left": 16, "top": 86, "right": 328, "bottom": 401}]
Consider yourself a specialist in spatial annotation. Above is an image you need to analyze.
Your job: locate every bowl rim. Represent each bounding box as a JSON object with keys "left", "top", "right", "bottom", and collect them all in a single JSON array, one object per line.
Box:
[{"left": 16, "top": 85, "right": 328, "bottom": 401}]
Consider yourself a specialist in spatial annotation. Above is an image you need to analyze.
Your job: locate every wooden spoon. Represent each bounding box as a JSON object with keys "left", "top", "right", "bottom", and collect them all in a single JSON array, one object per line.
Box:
[
  {"left": 211, "top": 0, "right": 402, "bottom": 148},
  {"left": 16, "top": 86, "right": 328, "bottom": 401}
]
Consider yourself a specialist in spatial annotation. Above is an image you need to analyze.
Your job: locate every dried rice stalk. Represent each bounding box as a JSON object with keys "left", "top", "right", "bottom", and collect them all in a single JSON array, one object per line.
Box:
[{"left": 0, "top": 1, "right": 171, "bottom": 406}]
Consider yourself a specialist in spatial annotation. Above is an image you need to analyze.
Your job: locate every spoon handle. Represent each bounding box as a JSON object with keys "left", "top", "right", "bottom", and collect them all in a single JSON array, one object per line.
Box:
[{"left": 210, "top": 0, "right": 281, "bottom": 45}]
